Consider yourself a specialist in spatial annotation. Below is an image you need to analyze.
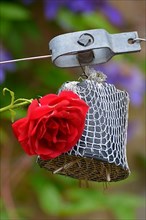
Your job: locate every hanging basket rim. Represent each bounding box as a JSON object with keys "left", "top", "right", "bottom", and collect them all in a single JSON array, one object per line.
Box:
[{"left": 37, "top": 154, "right": 130, "bottom": 182}]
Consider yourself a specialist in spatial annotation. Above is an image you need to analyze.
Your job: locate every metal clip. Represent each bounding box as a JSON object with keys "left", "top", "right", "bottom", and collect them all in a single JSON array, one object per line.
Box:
[{"left": 49, "top": 29, "right": 141, "bottom": 67}]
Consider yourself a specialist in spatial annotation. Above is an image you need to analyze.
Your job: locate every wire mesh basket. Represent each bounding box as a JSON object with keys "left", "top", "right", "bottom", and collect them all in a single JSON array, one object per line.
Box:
[{"left": 38, "top": 72, "right": 130, "bottom": 182}]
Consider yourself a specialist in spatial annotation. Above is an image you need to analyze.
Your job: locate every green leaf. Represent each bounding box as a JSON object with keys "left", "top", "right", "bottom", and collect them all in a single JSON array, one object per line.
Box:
[
  {"left": 37, "top": 185, "right": 106, "bottom": 217},
  {"left": 36, "top": 64, "right": 74, "bottom": 91},
  {"left": 57, "top": 9, "right": 117, "bottom": 32},
  {"left": 38, "top": 184, "right": 63, "bottom": 216},
  {"left": 60, "top": 188, "right": 105, "bottom": 216},
  {"left": 0, "top": 19, "right": 12, "bottom": 38},
  {"left": 19, "top": 21, "right": 41, "bottom": 40},
  {"left": 82, "top": 12, "right": 117, "bottom": 33},
  {"left": 0, "top": 3, "right": 30, "bottom": 20},
  {"left": 57, "top": 9, "right": 86, "bottom": 30},
  {"left": 107, "top": 194, "right": 143, "bottom": 220},
  {"left": 31, "top": 170, "right": 106, "bottom": 217},
  {"left": 0, "top": 199, "right": 9, "bottom": 220},
  {"left": 6, "top": 29, "right": 24, "bottom": 55},
  {"left": 1, "top": 108, "right": 27, "bottom": 121}
]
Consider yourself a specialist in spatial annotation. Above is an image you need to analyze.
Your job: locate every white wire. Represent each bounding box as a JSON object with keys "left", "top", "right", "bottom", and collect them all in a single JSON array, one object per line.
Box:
[
  {"left": 0, "top": 54, "right": 52, "bottom": 64},
  {"left": 133, "top": 37, "right": 146, "bottom": 43}
]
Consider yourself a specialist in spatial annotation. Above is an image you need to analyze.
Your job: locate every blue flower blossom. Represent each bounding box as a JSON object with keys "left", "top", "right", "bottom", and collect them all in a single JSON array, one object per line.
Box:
[
  {"left": 44, "top": 0, "right": 123, "bottom": 26},
  {"left": 0, "top": 46, "right": 15, "bottom": 84},
  {"left": 100, "top": 1, "right": 123, "bottom": 26},
  {"left": 22, "top": 0, "right": 123, "bottom": 26},
  {"left": 96, "top": 61, "right": 145, "bottom": 106}
]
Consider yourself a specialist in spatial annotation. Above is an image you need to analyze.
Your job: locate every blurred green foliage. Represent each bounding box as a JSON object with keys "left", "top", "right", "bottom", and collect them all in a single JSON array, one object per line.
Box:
[
  {"left": 0, "top": 2, "right": 30, "bottom": 20},
  {"left": 57, "top": 9, "right": 117, "bottom": 32}
]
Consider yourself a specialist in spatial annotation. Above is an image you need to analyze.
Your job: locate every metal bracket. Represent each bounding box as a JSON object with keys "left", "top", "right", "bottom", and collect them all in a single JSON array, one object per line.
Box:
[{"left": 49, "top": 29, "right": 141, "bottom": 67}]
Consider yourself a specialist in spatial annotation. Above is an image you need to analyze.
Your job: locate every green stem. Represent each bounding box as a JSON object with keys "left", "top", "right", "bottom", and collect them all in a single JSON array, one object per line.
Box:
[
  {"left": 0, "top": 100, "right": 32, "bottom": 113},
  {"left": 14, "top": 98, "right": 33, "bottom": 104}
]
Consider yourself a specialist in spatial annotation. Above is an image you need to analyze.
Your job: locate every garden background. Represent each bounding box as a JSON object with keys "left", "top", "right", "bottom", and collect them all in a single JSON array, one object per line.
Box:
[{"left": 0, "top": 0, "right": 145, "bottom": 219}]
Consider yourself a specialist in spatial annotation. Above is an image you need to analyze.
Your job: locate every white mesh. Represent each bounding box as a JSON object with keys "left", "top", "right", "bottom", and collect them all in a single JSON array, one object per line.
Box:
[{"left": 59, "top": 76, "right": 130, "bottom": 171}]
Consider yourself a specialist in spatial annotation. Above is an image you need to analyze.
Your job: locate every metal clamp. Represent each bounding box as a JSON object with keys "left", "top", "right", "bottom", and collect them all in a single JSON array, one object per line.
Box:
[{"left": 49, "top": 29, "right": 141, "bottom": 67}]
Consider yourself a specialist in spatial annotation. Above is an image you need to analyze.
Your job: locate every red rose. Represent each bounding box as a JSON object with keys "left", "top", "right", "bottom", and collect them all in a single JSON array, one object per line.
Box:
[{"left": 12, "top": 91, "right": 89, "bottom": 160}]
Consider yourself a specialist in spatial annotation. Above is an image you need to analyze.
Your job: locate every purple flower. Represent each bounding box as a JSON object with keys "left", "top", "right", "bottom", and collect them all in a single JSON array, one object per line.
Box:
[
  {"left": 96, "top": 61, "right": 145, "bottom": 106},
  {"left": 66, "top": 0, "right": 103, "bottom": 13},
  {"left": 22, "top": 0, "right": 123, "bottom": 26},
  {"left": 100, "top": 2, "right": 124, "bottom": 26},
  {"left": 0, "top": 46, "right": 15, "bottom": 84},
  {"left": 44, "top": 0, "right": 123, "bottom": 26},
  {"left": 44, "top": 0, "right": 63, "bottom": 20}
]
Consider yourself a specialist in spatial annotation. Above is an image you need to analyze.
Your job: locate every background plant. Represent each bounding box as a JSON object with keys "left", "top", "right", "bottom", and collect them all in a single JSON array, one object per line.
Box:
[{"left": 0, "top": 1, "right": 145, "bottom": 219}]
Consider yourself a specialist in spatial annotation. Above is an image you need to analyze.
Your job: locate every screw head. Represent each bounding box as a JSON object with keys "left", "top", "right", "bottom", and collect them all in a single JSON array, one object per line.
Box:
[{"left": 77, "top": 33, "right": 94, "bottom": 47}]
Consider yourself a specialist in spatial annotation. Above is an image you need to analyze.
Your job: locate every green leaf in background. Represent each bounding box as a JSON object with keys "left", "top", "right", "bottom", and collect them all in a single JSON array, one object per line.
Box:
[
  {"left": 57, "top": 9, "right": 86, "bottom": 31},
  {"left": 33, "top": 172, "right": 143, "bottom": 219},
  {"left": 107, "top": 193, "right": 144, "bottom": 220},
  {"left": 30, "top": 172, "right": 64, "bottom": 216},
  {"left": 18, "top": 21, "right": 41, "bottom": 41},
  {"left": 36, "top": 64, "right": 74, "bottom": 91},
  {"left": 0, "top": 2, "right": 30, "bottom": 20},
  {"left": 34, "top": 180, "right": 105, "bottom": 217},
  {"left": 57, "top": 9, "right": 117, "bottom": 33},
  {"left": 38, "top": 184, "right": 63, "bottom": 216},
  {"left": 0, "top": 200, "right": 9, "bottom": 220},
  {"left": 0, "top": 108, "right": 27, "bottom": 121},
  {"left": 0, "top": 19, "right": 12, "bottom": 38},
  {"left": 82, "top": 12, "right": 117, "bottom": 33},
  {"left": 60, "top": 188, "right": 105, "bottom": 217},
  {"left": 3, "top": 24, "right": 24, "bottom": 55}
]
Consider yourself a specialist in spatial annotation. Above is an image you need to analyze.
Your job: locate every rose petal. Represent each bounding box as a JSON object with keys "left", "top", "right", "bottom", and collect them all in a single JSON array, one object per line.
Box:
[
  {"left": 50, "top": 100, "right": 70, "bottom": 110},
  {"left": 67, "top": 124, "right": 79, "bottom": 142},
  {"left": 40, "top": 151, "right": 61, "bottom": 160},
  {"left": 29, "top": 106, "right": 52, "bottom": 120},
  {"left": 39, "top": 94, "right": 57, "bottom": 105},
  {"left": 19, "top": 138, "right": 36, "bottom": 155},
  {"left": 59, "top": 90, "right": 80, "bottom": 99},
  {"left": 12, "top": 118, "right": 28, "bottom": 141},
  {"left": 36, "top": 139, "right": 65, "bottom": 156},
  {"left": 30, "top": 117, "right": 47, "bottom": 137},
  {"left": 27, "top": 99, "right": 39, "bottom": 117}
]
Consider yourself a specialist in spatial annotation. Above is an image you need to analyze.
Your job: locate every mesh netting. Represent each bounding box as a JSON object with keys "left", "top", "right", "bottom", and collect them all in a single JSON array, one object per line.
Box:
[{"left": 38, "top": 71, "right": 130, "bottom": 182}]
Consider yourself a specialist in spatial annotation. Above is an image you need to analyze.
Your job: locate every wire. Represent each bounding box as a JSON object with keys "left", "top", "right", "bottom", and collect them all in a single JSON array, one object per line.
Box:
[
  {"left": 0, "top": 54, "right": 52, "bottom": 64},
  {"left": 78, "top": 60, "right": 88, "bottom": 79},
  {"left": 133, "top": 37, "right": 146, "bottom": 43}
]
